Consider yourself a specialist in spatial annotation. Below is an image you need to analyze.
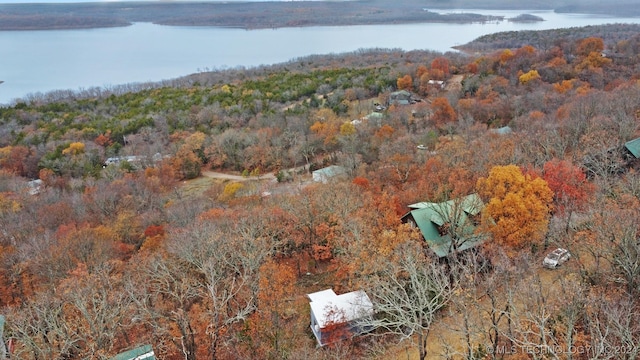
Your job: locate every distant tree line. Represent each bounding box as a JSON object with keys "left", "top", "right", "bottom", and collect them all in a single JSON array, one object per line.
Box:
[
  {"left": 0, "top": 14, "right": 127, "bottom": 30},
  {"left": 1, "top": 0, "right": 639, "bottom": 30},
  {"left": 457, "top": 23, "right": 640, "bottom": 52}
]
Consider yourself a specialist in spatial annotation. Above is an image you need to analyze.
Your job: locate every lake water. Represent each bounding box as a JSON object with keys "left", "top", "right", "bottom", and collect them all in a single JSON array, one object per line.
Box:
[{"left": 1, "top": 9, "right": 640, "bottom": 105}]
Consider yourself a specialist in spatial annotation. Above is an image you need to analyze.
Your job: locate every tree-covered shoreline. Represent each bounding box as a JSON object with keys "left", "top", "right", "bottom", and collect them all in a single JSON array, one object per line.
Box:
[
  {"left": 455, "top": 23, "right": 640, "bottom": 52},
  {"left": 1, "top": 0, "right": 639, "bottom": 31}
]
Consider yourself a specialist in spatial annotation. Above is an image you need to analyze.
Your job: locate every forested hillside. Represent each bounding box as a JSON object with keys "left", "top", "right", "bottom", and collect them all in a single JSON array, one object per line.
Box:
[
  {"left": 2, "top": 24, "right": 640, "bottom": 359},
  {"left": 457, "top": 23, "right": 640, "bottom": 52}
]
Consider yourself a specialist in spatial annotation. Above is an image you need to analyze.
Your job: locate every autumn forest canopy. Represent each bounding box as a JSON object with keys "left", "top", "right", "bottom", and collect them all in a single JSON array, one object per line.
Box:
[{"left": 3, "top": 23, "right": 640, "bottom": 359}]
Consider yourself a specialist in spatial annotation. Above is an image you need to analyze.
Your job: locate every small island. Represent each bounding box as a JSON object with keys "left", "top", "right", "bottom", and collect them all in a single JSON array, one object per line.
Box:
[{"left": 509, "top": 14, "right": 545, "bottom": 23}]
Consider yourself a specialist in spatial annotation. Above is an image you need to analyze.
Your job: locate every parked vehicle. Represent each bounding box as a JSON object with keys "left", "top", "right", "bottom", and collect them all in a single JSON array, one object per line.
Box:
[{"left": 543, "top": 248, "right": 571, "bottom": 268}]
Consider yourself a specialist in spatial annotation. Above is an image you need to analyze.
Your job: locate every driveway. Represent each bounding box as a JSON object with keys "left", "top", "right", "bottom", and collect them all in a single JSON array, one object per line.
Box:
[{"left": 202, "top": 171, "right": 276, "bottom": 182}]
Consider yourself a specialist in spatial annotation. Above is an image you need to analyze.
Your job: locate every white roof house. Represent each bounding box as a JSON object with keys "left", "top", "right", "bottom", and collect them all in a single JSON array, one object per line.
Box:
[
  {"left": 428, "top": 79, "right": 445, "bottom": 89},
  {"left": 26, "top": 179, "right": 43, "bottom": 195},
  {"left": 307, "top": 289, "right": 374, "bottom": 346}
]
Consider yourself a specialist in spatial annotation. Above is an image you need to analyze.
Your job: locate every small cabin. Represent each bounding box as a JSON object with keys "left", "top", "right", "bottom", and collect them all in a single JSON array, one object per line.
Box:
[
  {"left": 103, "top": 156, "right": 140, "bottom": 168},
  {"left": 312, "top": 165, "right": 347, "bottom": 184},
  {"left": 307, "top": 289, "right": 374, "bottom": 347},
  {"left": 427, "top": 79, "right": 445, "bottom": 89},
  {"left": 26, "top": 179, "right": 43, "bottom": 195},
  {"left": 388, "top": 90, "right": 412, "bottom": 105}
]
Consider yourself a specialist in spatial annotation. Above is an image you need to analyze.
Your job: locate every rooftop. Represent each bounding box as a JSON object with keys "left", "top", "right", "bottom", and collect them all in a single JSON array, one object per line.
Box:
[
  {"left": 108, "top": 345, "right": 155, "bottom": 360},
  {"left": 307, "top": 289, "right": 374, "bottom": 328},
  {"left": 625, "top": 137, "right": 640, "bottom": 158},
  {"left": 405, "top": 194, "right": 485, "bottom": 257}
]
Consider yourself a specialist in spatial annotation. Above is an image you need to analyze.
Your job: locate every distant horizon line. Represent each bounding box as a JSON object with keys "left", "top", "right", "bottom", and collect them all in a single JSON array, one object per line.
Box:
[{"left": 0, "top": 0, "right": 334, "bottom": 3}]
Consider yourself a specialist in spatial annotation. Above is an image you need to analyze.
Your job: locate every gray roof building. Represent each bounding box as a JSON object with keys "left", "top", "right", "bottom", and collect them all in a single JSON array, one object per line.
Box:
[{"left": 312, "top": 165, "right": 347, "bottom": 184}]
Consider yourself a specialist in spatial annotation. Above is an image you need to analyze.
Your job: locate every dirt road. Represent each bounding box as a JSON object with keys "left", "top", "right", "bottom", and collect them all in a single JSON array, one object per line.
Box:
[
  {"left": 446, "top": 74, "right": 464, "bottom": 93},
  {"left": 202, "top": 171, "right": 276, "bottom": 182}
]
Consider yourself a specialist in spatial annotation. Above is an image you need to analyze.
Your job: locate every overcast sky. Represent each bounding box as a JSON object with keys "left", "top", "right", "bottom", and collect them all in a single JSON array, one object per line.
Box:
[
  {"left": 0, "top": 0, "right": 306, "bottom": 3},
  {"left": 0, "top": 0, "right": 283, "bottom": 3}
]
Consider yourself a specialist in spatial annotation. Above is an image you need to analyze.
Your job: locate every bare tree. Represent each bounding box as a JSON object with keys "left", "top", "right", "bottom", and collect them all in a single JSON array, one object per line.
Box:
[
  {"left": 66, "top": 265, "right": 134, "bottom": 356},
  {"left": 611, "top": 223, "right": 640, "bottom": 295},
  {"left": 8, "top": 263, "right": 132, "bottom": 359},
  {"left": 503, "top": 274, "right": 562, "bottom": 360},
  {"left": 128, "top": 255, "right": 201, "bottom": 360},
  {"left": 7, "top": 290, "right": 82, "bottom": 359},
  {"left": 585, "top": 291, "right": 640, "bottom": 360},
  {"left": 167, "top": 219, "right": 269, "bottom": 359},
  {"left": 500, "top": 263, "right": 587, "bottom": 360},
  {"left": 588, "top": 201, "right": 640, "bottom": 293},
  {"left": 363, "top": 242, "right": 460, "bottom": 360},
  {"left": 438, "top": 250, "right": 490, "bottom": 360}
]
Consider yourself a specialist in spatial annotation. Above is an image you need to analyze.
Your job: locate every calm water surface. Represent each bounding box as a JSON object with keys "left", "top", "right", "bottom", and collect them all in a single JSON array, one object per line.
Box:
[{"left": 1, "top": 9, "right": 639, "bottom": 104}]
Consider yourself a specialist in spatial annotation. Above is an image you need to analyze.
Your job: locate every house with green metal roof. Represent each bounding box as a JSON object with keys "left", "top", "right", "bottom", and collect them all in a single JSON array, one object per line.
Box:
[
  {"left": 402, "top": 194, "right": 486, "bottom": 258},
  {"left": 109, "top": 345, "right": 155, "bottom": 360},
  {"left": 624, "top": 137, "right": 640, "bottom": 159}
]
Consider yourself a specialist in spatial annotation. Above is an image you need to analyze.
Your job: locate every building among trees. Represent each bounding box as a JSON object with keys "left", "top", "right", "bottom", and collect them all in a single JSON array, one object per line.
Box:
[
  {"left": 25, "top": 179, "right": 43, "bottom": 196},
  {"left": 108, "top": 344, "right": 155, "bottom": 360},
  {"left": 624, "top": 137, "right": 640, "bottom": 164},
  {"left": 387, "top": 90, "right": 421, "bottom": 106},
  {"left": 312, "top": 165, "right": 347, "bottom": 183},
  {"left": 307, "top": 289, "right": 374, "bottom": 346},
  {"left": 402, "top": 194, "right": 485, "bottom": 257},
  {"left": 388, "top": 90, "right": 412, "bottom": 105}
]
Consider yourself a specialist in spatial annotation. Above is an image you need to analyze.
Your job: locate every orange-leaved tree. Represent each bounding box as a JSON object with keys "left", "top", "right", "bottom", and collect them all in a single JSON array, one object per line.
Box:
[
  {"left": 0, "top": 145, "right": 30, "bottom": 176},
  {"left": 397, "top": 74, "right": 413, "bottom": 91},
  {"left": 542, "top": 158, "right": 594, "bottom": 215},
  {"left": 172, "top": 131, "right": 206, "bottom": 179},
  {"left": 430, "top": 57, "right": 450, "bottom": 79},
  {"left": 574, "top": 37, "right": 611, "bottom": 71},
  {"left": 576, "top": 37, "right": 604, "bottom": 57},
  {"left": 476, "top": 165, "right": 553, "bottom": 250},
  {"left": 430, "top": 97, "right": 456, "bottom": 129},
  {"left": 416, "top": 65, "right": 429, "bottom": 79},
  {"left": 247, "top": 259, "right": 298, "bottom": 358},
  {"left": 310, "top": 108, "right": 342, "bottom": 148}
]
